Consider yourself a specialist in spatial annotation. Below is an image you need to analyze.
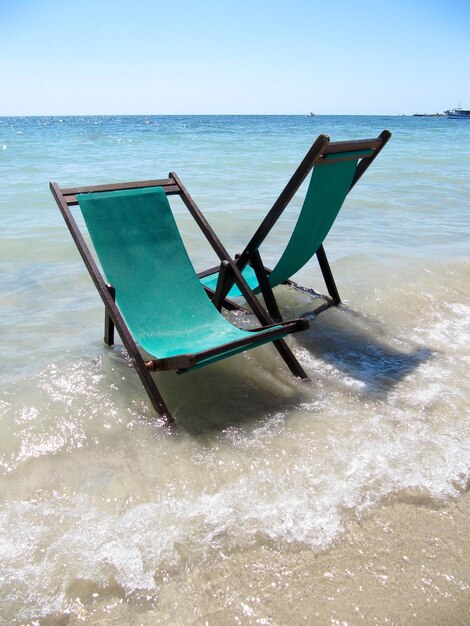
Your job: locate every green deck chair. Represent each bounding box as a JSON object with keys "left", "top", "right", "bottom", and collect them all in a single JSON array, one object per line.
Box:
[
  {"left": 199, "top": 131, "right": 391, "bottom": 321},
  {"left": 50, "top": 180, "right": 309, "bottom": 424}
]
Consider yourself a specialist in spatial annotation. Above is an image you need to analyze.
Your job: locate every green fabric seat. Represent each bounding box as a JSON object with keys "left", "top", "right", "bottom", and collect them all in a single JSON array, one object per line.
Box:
[
  {"left": 200, "top": 156, "right": 360, "bottom": 298},
  {"left": 52, "top": 174, "right": 310, "bottom": 423},
  {"left": 77, "top": 187, "right": 290, "bottom": 370}
]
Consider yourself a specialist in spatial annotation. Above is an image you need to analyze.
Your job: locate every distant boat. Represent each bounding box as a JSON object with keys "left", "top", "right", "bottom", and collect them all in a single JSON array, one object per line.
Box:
[
  {"left": 307, "top": 112, "right": 315, "bottom": 117},
  {"left": 445, "top": 106, "right": 470, "bottom": 119}
]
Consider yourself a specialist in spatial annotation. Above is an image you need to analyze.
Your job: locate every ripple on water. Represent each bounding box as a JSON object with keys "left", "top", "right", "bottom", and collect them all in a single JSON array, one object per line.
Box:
[
  {"left": 0, "top": 278, "right": 469, "bottom": 622},
  {"left": 1, "top": 115, "right": 470, "bottom": 623}
]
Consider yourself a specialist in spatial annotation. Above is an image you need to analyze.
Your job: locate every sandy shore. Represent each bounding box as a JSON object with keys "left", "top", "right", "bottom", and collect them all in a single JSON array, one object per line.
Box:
[{"left": 63, "top": 490, "right": 470, "bottom": 625}]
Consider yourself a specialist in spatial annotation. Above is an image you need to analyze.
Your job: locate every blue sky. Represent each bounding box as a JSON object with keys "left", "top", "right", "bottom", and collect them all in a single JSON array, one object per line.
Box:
[{"left": 1, "top": 0, "right": 469, "bottom": 115}]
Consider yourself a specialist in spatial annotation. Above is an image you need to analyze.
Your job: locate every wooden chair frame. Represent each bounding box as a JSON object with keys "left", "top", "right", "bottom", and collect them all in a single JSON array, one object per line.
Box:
[
  {"left": 198, "top": 130, "right": 392, "bottom": 321},
  {"left": 50, "top": 175, "right": 310, "bottom": 425}
]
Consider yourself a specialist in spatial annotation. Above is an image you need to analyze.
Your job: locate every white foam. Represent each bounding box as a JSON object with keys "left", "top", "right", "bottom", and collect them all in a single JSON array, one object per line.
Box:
[{"left": 1, "top": 267, "right": 470, "bottom": 621}]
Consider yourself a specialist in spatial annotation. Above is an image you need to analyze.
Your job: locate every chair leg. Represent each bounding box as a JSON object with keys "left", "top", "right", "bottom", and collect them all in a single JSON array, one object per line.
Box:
[
  {"left": 250, "top": 250, "right": 283, "bottom": 322},
  {"left": 214, "top": 258, "right": 307, "bottom": 378},
  {"left": 213, "top": 260, "right": 234, "bottom": 311},
  {"left": 137, "top": 358, "right": 176, "bottom": 426},
  {"left": 273, "top": 338, "right": 308, "bottom": 379},
  {"left": 104, "top": 284, "right": 116, "bottom": 346},
  {"left": 202, "top": 285, "right": 245, "bottom": 311},
  {"left": 103, "top": 284, "right": 175, "bottom": 425},
  {"left": 316, "top": 245, "right": 341, "bottom": 304}
]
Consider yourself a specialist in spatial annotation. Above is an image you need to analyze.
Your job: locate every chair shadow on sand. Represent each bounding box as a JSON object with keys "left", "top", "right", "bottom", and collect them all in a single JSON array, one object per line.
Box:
[
  {"left": 139, "top": 294, "right": 432, "bottom": 435},
  {"left": 292, "top": 295, "right": 432, "bottom": 396},
  {"left": 155, "top": 349, "right": 311, "bottom": 435}
]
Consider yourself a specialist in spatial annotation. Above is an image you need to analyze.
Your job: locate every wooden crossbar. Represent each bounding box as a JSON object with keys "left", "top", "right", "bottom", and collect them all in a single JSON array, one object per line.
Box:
[{"left": 61, "top": 179, "right": 181, "bottom": 205}]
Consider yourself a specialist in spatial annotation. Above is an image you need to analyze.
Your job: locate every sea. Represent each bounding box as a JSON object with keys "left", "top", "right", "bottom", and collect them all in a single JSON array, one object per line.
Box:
[{"left": 0, "top": 115, "right": 469, "bottom": 625}]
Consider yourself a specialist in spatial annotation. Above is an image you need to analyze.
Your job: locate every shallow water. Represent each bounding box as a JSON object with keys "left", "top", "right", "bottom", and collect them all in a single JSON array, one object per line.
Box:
[{"left": 0, "top": 115, "right": 469, "bottom": 624}]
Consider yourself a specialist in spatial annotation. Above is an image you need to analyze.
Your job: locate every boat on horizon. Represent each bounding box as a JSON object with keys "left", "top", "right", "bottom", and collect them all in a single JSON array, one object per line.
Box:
[
  {"left": 307, "top": 112, "right": 315, "bottom": 117},
  {"left": 445, "top": 105, "right": 470, "bottom": 119}
]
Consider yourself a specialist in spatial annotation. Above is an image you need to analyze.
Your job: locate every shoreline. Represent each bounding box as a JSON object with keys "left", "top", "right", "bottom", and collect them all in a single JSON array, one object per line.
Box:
[{"left": 62, "top": 491, "right": 470, "bottom": 625}]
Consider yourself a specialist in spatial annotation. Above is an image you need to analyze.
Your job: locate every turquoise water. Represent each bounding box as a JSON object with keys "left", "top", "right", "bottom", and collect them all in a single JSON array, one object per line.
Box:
[{"left": 1, "top": 116, "right": 470, "bottom": 623}]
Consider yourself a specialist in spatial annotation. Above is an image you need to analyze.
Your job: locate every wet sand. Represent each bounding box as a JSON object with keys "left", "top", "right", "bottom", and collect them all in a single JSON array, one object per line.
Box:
[{"left": 64, "top": 490, "right": 470, "bottom": 625}]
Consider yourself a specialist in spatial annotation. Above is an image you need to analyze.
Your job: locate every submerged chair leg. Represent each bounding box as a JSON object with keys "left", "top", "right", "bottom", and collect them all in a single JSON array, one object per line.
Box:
[
  {"left": 103, "top": 287, "right": 175, "bottom": 424},
  {"left": 316, "top": 245, "right": 341, "bottom": 304},
  {"left": 136, "top": 358, "right": 175, "bottom": 425},
  {"left": 104, "top": 284, "right": 116, "bottom": 346},
  {"left": 272, "top": 338, "right": 308, "bottom": 379}
]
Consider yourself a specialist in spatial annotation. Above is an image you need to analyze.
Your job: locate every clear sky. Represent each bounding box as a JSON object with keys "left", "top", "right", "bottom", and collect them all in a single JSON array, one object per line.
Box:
[{"left": 1, "top": 0, "right": 469, "bottom": 115}]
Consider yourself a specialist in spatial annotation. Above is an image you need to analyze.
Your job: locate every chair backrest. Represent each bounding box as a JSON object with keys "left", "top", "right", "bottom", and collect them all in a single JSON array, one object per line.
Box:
[
  {"left": 232, "top": 132, "right": 390, "bottom": 291},
  {"left": 266, "top": 150, "right": 367, "bottom": 287},
  {"left": 77, "top": 187, "right": 228, "bottom": 356}
]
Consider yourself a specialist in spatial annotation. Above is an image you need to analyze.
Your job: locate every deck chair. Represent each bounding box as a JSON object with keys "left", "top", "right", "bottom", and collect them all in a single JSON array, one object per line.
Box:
[
  {"left": 199, "top": 130, "right": 391, "bottom": 321},
  {"left": 50, "top": 177, "right": 309, "bottom": 425}
]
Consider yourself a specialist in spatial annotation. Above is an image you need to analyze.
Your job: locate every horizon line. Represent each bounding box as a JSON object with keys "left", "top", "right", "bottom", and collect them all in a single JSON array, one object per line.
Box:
[{"left": 0, "top": 112, "right": 432, "bottom": 118}]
